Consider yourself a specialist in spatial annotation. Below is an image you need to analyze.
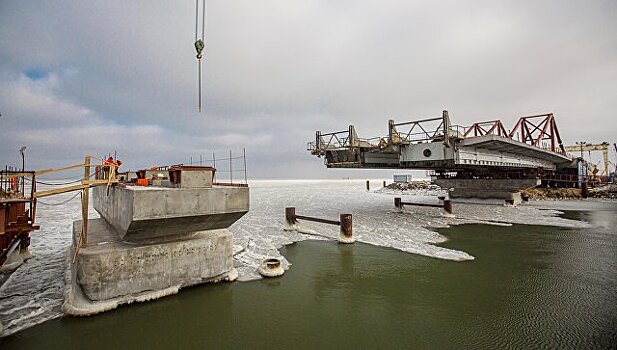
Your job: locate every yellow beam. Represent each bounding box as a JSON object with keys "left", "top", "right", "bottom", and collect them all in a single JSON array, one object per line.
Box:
[
  {"left": 563, "top": 142, "right": 609, "bottom": 152},
  {"left": 563, "top": 142, "right": 610, "bottom": 175}
]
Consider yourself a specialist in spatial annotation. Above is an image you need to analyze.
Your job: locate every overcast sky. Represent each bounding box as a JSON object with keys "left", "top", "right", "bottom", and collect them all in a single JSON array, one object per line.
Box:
[{"left": 1, "top": 0, "right": 616, "bottom": 179}]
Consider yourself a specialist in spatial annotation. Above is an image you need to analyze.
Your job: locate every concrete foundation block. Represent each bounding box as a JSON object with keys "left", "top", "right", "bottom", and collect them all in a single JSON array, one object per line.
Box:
[
  {"left": 74, "top": 219, "right": 234, "bottom": 302},
  {"left": 435, "top": 178, "right": 538, "bottom": 203}
]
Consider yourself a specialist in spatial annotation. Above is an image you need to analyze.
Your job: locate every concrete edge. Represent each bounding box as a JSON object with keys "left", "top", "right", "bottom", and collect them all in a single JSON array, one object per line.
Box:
[{"left": 62, "top": 246, "right": 238, "bottom": 316}]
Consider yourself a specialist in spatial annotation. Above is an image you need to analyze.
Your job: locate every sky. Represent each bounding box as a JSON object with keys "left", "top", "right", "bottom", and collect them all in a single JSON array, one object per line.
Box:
[{"left": 1, "top": 0, "right": 616, "bottom": 179}]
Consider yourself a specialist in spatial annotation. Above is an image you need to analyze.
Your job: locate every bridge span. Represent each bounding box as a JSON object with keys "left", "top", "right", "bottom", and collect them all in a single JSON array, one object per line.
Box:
[{"left": 308, "top": 111, "right": 581, "bottom": 202}]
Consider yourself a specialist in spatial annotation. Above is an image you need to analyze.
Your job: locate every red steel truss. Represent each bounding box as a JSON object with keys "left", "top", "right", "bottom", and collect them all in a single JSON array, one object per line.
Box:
[
  {"left": 463, "top": 120, "right": 509, "bottom": 138},
  {"left": 508, "top": 113, "right": 565, "bottom": 153}
]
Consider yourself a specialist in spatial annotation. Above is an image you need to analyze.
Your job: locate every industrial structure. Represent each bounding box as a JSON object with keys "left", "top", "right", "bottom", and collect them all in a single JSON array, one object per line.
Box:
[
  {"left": 308, "top": 111, "right": 586, "bottom": 202},
  {"left": 1, "top": 158, "right": 120, "bottom": 271},
  {"left": 563, "top": 142, "right": 614, "bottom": 181}
]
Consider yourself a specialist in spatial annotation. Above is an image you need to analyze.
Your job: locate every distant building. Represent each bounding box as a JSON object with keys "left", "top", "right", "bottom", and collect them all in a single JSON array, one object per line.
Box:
[{"left": 393, "top": 174, "right": 413, "bottom": 183}]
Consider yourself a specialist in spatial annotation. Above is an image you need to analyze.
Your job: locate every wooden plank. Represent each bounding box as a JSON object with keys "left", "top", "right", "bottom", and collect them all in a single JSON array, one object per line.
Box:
[
  {"left": 33, "top": 179, "right": 118, "bottom": 198},
  {"left": 35, "top": 163, "right": 86, "bottom": 176},
  {"left": 34, "top": 184, "right": 85, "bottom": 198}
]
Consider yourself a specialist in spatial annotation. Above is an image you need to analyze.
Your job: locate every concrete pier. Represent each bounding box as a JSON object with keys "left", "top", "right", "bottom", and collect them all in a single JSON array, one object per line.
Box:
[
  {"left": 434, "top": 178, "right": 538, "bottom": 204},
  {"left": 65, "top": 166, "right": 249, "bottom": 314}
]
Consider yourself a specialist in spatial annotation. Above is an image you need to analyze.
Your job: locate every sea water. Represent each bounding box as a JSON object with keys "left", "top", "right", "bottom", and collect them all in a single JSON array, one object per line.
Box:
[{"left": 1, "top": 180, "right": 615, "bottom": 348}]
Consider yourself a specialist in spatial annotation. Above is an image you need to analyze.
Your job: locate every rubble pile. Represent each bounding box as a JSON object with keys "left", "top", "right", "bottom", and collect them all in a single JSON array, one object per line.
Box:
[
  {"left": 385, "top": 181, "right": 440, "bottom": 191},
  {"left": 520, "top": 188, "right": 581, "bottom": 200},
  {"left": 589, "top": 184, "right": 617, "bottom": 200}
]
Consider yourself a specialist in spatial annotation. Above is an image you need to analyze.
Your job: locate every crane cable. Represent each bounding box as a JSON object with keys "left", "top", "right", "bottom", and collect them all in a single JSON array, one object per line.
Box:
[{"left": 194, "top": 0, "right": 207, "bottom": 112}]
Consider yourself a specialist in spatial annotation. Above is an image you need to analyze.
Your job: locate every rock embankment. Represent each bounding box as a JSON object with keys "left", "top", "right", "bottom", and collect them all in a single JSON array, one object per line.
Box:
[{"left": 521, "top": 184, "right": 617, "bottom": 200}]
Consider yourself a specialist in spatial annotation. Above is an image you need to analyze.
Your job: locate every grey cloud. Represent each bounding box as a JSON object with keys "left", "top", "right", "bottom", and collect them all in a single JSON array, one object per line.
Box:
[{"left": 1, "top": 0, "right": 616, "bottom": 178}]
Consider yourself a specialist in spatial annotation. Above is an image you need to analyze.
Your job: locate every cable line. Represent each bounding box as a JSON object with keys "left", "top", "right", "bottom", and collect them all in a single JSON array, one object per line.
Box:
[
  {"left": 194, "top": 0, "right": 207, "bottom": 112},
  {"left": 37, "top": 191, "right": 81, "bottom": 206}
]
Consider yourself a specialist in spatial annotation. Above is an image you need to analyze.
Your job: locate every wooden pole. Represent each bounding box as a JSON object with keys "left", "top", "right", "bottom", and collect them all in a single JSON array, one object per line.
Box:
[{"left": 81, "top": 155, "right": 91, "bottom": 247}]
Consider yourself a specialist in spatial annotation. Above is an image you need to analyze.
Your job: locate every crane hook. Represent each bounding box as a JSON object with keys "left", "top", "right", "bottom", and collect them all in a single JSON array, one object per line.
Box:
[{"left": 195, "top": 39, "right": 205, "bottom": 59}]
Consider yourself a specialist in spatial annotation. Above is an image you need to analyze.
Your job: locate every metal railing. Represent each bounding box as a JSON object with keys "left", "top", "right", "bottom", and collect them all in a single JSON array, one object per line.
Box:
[
  {"left": 389, "top": 116, "right": 446, "bottom": 144},
  {"left": 184, "top": 148, "right": 248, "bottom": 186}
]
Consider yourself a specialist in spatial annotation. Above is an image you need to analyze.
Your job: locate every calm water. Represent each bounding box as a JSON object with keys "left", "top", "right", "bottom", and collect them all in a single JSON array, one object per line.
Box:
[{"left": 1, "top": 210, "right": 616, "bottom": 349}]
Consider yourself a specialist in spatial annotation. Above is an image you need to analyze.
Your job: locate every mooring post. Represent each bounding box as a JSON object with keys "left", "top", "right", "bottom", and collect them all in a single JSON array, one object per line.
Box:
[
  {"left": 285, "top": 207, "right": 296, "bottom": 224},
  {"left": 383, "top": 180, "right": 386, "bottom": 187},
  {"left": 340, "top": 214, "right": 352, "bottom": 237},
  {"left": 366, "top": 180, "right": 370, "bottom": 191},
  {"left": 338, "top": 213, "right": 354, "bottom": 243},
  {"left": 581, "top": 181, "right": 589, "bottom": 199},
  {"left": 443, "top": 199, "right": 453, "bottom": 215},
  {"left": 394, "top": 197, "right": 402, "bottom": 209}
]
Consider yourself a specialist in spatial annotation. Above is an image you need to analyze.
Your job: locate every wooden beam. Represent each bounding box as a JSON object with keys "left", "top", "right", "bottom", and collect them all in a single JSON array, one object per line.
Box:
[
  {"left": 33, "top": 179, "right": 117, "bottom": 198},
  {"left": 82, "top": 155, "right": 90, "bottom": 247},
  {"left": 35, "top": 163, "right": 86, "bottom": 176},
  {"left": 34, "top": 184, "right": 85, "bottom": 198}
]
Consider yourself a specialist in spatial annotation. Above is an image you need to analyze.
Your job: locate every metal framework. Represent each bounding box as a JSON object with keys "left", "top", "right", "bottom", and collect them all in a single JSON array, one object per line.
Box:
[
  {"left": 307, "top": 110, "right": 573, "bottom": 173},
  {"left": 309, "top": 125, "right": 379, "bottom": 156},
  {"left": 1, "top": 156, "right": 120, "bottom": 268},
  {"left": 0, "top": 169, "right": 38, "bottom": 267},
  {"left": 508, "top": 113, "right": 565, "bottom": 153},
  {"left": 463, "top": 120, "right": 509, "bottom": 138},
  {"left": 312, "top": 128, "right": 352, "bottom": 154},
  {"left": 388, "top": 116, "right": 445, "bottom": 144}
]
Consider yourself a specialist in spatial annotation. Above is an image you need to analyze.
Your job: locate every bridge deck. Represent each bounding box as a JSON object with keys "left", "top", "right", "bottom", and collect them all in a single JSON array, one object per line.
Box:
[
  {"left": 310, "top": 111, "right": 574, "bottom": 172},
  {"left": 459, "top": 135, "right": 572, "bottom": 163}
]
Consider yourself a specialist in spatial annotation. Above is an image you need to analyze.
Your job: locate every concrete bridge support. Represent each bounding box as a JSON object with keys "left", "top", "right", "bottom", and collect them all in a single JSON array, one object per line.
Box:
[
  {"left": 434, "top": 178, "right": 539, "bottom": 204},
  {"left": 64, "top": 167, "right": 249, "bottom": 314}
]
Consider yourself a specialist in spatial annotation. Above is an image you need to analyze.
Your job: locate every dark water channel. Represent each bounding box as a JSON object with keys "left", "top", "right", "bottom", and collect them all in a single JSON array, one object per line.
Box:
[{"left": 2, "top": 210, "right": 616, "bottom": 349}]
